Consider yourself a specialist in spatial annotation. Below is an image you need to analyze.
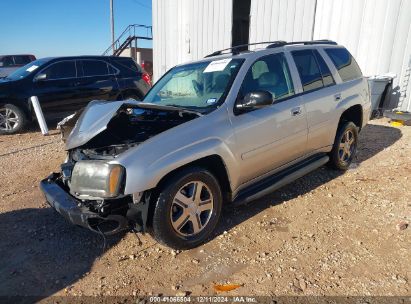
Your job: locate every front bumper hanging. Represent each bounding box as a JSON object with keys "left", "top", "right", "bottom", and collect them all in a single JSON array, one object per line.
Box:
[{"left": 40, "top": 173, "right": 129, "bottom": 235}]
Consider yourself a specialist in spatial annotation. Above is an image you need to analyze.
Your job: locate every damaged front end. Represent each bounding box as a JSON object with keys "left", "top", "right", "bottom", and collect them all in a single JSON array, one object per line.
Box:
[{"left": 41, "top": 100, "right": 200, "bottom": 235}]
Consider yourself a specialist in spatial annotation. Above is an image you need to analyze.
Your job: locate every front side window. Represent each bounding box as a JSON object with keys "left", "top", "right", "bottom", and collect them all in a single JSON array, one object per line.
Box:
[
  {"left": 292, "top": 50, "right": 324, "bottom": 92},
  {"left": 143, "top": 58, "right": 244, "bottom": 110},
  {"left": 325, "top": 48, "right": 362, "bottom": 82},
  {"left": 240, "top": 53, "right": 295, "bottom": 101},
  {"left": 41, "top": 61, "right": 77, "bottom": 80},
  {"left": 81, "top": 60, "right": 109, "bottom": 77}
]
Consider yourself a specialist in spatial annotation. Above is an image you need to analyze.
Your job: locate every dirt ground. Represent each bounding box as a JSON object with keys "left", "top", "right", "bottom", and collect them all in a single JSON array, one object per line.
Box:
[{"left": 0, "top": 119, "right": 410, "bottom": 300}]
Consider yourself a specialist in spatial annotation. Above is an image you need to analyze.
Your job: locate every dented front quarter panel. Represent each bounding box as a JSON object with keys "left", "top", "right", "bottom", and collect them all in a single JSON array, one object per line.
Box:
[{"left": 108, "top": 104, "right": 240, "bottom": 194}]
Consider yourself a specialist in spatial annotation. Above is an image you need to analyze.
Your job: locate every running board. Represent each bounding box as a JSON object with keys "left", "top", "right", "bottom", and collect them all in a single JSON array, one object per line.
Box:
[{"left": 232, "top": 155, "right": 329, "bottom": 206}]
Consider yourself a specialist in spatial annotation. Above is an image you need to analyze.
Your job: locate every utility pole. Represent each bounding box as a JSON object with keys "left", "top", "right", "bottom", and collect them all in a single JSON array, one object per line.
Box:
[{"left": 110, "top": 0, "right": 115, "bottom": 54}]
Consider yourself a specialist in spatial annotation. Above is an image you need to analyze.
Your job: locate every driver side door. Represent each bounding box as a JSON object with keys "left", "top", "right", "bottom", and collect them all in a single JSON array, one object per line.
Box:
[
  {"left": 231, "top": 52, "right": 308, "bottom": 186},
  {"left": 32, "top": 60, "right": 80, "bottom": 119}
]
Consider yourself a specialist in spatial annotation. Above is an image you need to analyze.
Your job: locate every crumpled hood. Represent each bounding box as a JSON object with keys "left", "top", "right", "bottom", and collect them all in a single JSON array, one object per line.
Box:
[
  {"left": 66, "top": 100, "right": 139, "bottom": 150},
  {"left": 65, "top": 100, "right": 201, "bottom": 150}
]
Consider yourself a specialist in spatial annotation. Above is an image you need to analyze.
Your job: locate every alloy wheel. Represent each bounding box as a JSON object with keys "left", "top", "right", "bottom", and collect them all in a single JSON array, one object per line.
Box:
[
  {"left": 170, "top": 181, "right": 214, "bottom": 237},
  {"left": 0, "top": 107, "right": 19, "bottom": 131},
  {"left": 338, "top": 129, "right": 355, "bottom": 164}
]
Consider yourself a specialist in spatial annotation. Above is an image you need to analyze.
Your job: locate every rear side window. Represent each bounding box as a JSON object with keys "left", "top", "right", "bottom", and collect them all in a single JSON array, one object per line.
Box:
[
  {"left": 292, "top": 50, "right": 324, "bottom": 92},
  {"left": 81, "top": 60, "right": 109, "bottom": 77},
  {"left": 325, "top": 48, "right": 362, "bottom": 82},
  {"left": 313, "top": 50, "right": 335, "bottom": 86},
  {"left": 13, "top": 55, "right": 32, "bottom": 65},
  {"left": 42, "top": 61, "right": 77, "bottom": 80}
]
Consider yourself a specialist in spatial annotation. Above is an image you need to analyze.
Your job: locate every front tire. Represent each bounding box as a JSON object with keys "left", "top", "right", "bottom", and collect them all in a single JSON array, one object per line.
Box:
[
  {"left": 328, "top": 121, "right": 358, "bottom": 171},
  {"left": 151, "top": 167, "right": 223, "bottom": 250},
  {"left": 0, "top": 104, "right": 27, "bottom": 134}
]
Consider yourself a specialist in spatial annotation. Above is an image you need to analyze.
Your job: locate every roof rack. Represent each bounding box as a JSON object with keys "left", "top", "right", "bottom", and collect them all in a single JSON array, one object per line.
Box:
[
  {"left": 204, "top": 40, "right": 337, "bottom": 58},
  {"left": 266, "top": 39, "right": 337, "bottom": 48}
]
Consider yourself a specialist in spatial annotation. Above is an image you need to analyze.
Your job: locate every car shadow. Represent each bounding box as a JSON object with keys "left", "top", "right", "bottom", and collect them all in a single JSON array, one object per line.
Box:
[
  {"left": 217, "top": 123, "right": 403, "bottom": 234},
  {"left": 0, "top": 207, "right": 124, "bottom": 299}
]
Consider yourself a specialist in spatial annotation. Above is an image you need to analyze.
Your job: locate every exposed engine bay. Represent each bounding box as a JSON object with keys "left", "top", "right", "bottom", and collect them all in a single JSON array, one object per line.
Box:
[{"left": 61, "top": 101, "right": 201, "bottom": 161}]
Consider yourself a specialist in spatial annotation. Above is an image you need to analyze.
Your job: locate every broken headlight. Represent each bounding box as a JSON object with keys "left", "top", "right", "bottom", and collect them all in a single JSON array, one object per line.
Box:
[{"left": 70, "top": 161, "right": 125, "bottom": 198}]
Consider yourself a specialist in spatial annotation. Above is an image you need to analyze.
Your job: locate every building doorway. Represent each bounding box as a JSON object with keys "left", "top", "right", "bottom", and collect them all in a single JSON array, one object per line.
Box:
[{"left": 231, "top": 0, "right": 251, "bottom": 50}]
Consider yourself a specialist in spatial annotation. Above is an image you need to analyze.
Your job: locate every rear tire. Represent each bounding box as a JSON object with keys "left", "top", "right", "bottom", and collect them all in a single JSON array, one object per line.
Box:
[
  {"left": 0, "top": 104, "right": 27, "bottom": 134},
  {"left": 151, "top": 167, "right": 223, "bottom": 250},
  {"left": 328, "top": 121, "right": 358, "bottom": 171}
]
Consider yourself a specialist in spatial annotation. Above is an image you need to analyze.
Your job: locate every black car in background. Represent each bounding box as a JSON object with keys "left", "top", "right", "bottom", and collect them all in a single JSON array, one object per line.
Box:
[{"left": 0, "top": 56, "right": 151, "bottom": 134}]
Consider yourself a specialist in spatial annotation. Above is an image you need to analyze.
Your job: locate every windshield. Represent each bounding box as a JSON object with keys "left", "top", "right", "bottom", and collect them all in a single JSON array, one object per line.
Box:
[
  {"left": 143, "top": 58, "right": 243, "bottom": 110},
  {"left": 6, "top": 58, "right": 50, "bottom": 80}
]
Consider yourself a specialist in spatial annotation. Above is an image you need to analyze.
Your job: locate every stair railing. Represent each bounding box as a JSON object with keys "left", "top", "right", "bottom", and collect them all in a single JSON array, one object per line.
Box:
[{"left": 102, "top": 24, "right": 152, "bottom": 56}]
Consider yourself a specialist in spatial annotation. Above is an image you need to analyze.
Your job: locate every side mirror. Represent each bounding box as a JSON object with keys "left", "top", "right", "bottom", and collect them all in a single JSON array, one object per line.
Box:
[
  {"left": 0, "top": 62, "right": 3, "bottom": 67},
  {"left": 34, "top": 73, "right": 47, "bottom": 82},
  {"left": 236, "top": 90, "right": 273, "bottom": 112}
]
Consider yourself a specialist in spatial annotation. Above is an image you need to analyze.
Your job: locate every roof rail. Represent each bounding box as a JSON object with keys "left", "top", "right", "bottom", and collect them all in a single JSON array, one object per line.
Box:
[
  {"left": 204, "top": 41, "right": 281, "bottom": 58},
  {"left": 204, "top": 40, "right": 337, "bottom": 58},
  {"left": 266, "top": 39, "right": 337, "bottom": 48}
]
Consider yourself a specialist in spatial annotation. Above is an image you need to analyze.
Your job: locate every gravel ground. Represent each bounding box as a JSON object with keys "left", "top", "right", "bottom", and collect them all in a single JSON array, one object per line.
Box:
[{"left": 0, "top": 119, "right": 409, "bottom": 300}]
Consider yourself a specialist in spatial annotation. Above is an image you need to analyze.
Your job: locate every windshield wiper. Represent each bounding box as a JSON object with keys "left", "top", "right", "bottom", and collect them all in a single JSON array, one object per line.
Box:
[{"left": 137, "top": 102, "right": 203, "bottom": 116}]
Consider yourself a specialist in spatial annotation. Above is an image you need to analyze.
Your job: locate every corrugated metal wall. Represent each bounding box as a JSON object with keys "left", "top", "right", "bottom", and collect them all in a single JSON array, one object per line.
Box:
[
  {"left": 313, "top": 0, "right": 411, "bottom": 111},
  {"left": 248, "top": 0, "right": 317, "bottom": 45},
  {"left": 152, "top": 0, "right": 232, "bottom": 81},
  {"left": 153, "top": 0, "right": 411, "bottom": 111}
]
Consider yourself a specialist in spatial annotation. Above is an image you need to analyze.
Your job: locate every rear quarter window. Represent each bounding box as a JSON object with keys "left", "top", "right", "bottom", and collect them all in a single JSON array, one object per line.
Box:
[
  {"left": 112, "top": 58, "right": 141, "bottom": 77},
  {"left": 325, "top": 48, "right": 362, "bottom": 82}
]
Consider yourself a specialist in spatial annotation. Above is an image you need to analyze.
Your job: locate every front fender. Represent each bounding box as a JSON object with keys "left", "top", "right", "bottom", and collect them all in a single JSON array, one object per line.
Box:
[{"left": 118, "top": 138, "right": 238, "bottom": 194}]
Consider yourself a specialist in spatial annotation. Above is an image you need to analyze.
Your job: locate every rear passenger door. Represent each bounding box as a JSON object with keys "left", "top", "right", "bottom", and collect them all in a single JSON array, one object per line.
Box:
[
  {"left": 232, "top": 52, "right": 308, "bottom": 185},
  {"left": 291, "top": 49, "right": 340, "bottom": 154},
  {"left": 76, "top": 59, "right": 120, "bottom": 105}
]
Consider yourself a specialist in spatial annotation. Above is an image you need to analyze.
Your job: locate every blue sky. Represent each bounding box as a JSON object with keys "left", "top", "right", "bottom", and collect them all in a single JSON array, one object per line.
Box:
[{"left": 0, "top": 0, "right": 152, "bottom": 58}]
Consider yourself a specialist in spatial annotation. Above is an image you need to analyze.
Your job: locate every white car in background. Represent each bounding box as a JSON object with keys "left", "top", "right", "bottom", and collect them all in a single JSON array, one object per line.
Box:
[{"left": 0, "top": 54, "right": 36, "bottom": 78}]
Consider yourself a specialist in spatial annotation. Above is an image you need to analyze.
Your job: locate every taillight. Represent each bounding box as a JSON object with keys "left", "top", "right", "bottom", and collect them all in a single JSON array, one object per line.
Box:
[{"left": 142, "top": 73, "right": 151, "bottom": 86}]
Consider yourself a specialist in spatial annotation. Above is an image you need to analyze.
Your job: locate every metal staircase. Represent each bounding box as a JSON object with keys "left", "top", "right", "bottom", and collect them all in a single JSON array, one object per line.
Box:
[{"left": 102, "top": 24, "right": 152, "bottom": 56}]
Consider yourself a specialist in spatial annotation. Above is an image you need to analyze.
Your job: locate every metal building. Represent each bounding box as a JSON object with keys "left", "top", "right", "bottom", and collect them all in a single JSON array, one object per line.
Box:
[{"left": 152, "top": 0, "right": 411, "bottom": 111}]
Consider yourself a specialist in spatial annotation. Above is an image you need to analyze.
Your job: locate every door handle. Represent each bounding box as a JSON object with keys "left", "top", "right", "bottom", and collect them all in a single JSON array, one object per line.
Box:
[
  {"left": 334, "top": 93, "right": 342, "bottom": 101},
  {"left": 291, "top": 107, "right": 302, "bottom": 116}
]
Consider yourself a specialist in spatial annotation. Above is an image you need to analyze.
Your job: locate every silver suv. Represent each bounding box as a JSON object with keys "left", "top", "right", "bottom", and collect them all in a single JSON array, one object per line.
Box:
[{"left": 41, "top": 40, "right": 371, "bottom": 249}]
